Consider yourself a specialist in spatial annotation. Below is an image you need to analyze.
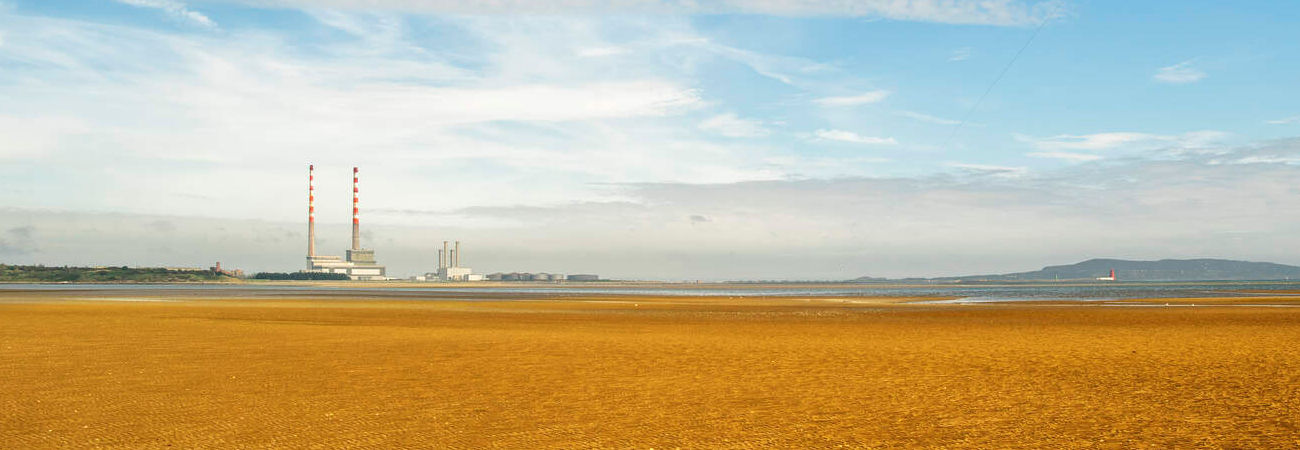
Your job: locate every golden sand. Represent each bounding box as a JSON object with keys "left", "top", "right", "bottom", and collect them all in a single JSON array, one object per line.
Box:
[{"left": 2, "top": 290, "right": 1299, "bottom": 448}]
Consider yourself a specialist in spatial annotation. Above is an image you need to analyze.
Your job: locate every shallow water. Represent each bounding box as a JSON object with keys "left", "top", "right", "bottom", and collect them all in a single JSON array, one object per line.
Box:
[{"left": 4, "top": 281, "right": 1300, "bottom": 302}]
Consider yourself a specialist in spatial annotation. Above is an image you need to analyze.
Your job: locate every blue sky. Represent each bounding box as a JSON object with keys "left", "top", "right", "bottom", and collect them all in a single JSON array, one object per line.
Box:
[{"left": 2, "top": 0, "right": 1300, "bottom": 279}]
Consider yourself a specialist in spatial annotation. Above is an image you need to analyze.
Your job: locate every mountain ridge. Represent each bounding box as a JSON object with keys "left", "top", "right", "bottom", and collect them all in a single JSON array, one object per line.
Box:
[{"left": 854, "top": 258, "right": 1300, "bottom": 282}]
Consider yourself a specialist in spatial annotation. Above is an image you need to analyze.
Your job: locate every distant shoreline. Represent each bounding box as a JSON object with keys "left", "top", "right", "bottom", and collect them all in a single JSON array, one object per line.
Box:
[{"left": 9, "top": 278, "right": 1298, "bottom": 286}]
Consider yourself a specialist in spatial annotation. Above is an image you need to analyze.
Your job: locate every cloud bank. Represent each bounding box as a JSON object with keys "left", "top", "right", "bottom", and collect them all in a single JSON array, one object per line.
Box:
[{"left": 8, "top": 139, "right": 1300, "bottom": 279}]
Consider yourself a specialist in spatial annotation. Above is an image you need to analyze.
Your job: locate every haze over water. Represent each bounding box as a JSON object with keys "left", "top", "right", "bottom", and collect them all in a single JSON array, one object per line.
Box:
[{"left": 8, "top": 282, "right": 1300, "bottom": 303}]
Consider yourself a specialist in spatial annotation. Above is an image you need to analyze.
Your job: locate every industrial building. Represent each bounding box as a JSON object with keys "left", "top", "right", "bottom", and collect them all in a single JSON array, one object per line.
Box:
[
  {"left": 304, "top": 165, "right": 387, "bottom": 280},
  {"left": 485, "top": 272, "right": 562, "bottom": 281},
  {"left": 426, "top": 240, "right": 481, "bottom": 281},
  {"left": 483, "top": 273, "right": 599, "bottom": 282},
  {"left": 209, "top": 262, "right": 244, "bottom": 278}
]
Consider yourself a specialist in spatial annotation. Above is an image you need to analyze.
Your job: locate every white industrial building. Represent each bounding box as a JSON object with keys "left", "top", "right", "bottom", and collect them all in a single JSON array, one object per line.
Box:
[{"left": 425, "top": 240, "right": 481, "bottom": 281}]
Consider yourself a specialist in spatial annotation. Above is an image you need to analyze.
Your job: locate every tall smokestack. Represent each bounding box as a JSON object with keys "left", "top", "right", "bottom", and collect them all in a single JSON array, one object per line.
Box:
[
  {"left": 437, "top": 249, "right": 444, "bottom": 269},
  {"left": 351, "top": 167, "right": 360, "bottom": 251},
  {"left": 455, "top": 241, "right": 461, "bottom": 267},
  {"left": 307, "top": 164, "right": 316, "bottom": 258},
  {"left": 442, "top": 241, "right": 448, "bottom": 269}
]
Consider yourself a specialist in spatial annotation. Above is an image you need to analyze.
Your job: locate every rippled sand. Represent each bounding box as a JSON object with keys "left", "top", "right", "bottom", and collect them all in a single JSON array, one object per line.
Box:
[{"left": 2, "top": 289, "right": 1298, "bottom": 447}]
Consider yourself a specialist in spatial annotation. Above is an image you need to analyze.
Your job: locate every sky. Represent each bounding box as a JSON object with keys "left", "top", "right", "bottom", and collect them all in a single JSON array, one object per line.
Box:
[{"left": 2, "top": 0, "right": 1300, "bottom": 280}]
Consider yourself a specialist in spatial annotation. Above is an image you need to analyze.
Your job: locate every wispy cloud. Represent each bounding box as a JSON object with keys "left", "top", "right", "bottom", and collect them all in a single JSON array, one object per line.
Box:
[
  {"left": 0, "top": 115, "right": 93, "bottom": 160},
  {"left": 1227, "top": 155, "right": 1300, "bottom": 165},
  {"left": 1026, "top": 151, "right": 1102, "bottom": 162},
  {"left": 949, "top": 47, "right": 972, "bottom": 61},
  {"left": 699, "top": 113, "right": 769, "bottom": 138},
  {"left": 946, "top": 162, "right": 1027, "bottom": 178},
  {"left": 691, "top": 39, "right": 833, "bottom": 86},
  {"left": 813, "top": 129, "right": 897, "bottom": 145},
  {"left": 577, "top": 46, "right": 627, "bottom": 57},
  {"left": 225, "top": 0, "right": 1065, "bottom": 26},
  {"left": 814, "top": 90, "right": 890, "bottom": 107},
  {"left": 1021, "top": 131, "right": 1227, "bottom": 151},
  {"left": 1153, "top": 60, "right": 1205, "bottom": 84},
  {"left": 1267, "top": 116, "right": 1299, "bottom": 125},
  {"left": 896, "top": 110, "right": 960, "bottom": 125},
  {"left": 1024, "top": 132, "right": 1156, "bottom": 150},
  {"left": 0, "top": 11, "right": 852, "bottom": 220},
  {"left": 114, "top": 0, "right": 216, "bottom": 28}
]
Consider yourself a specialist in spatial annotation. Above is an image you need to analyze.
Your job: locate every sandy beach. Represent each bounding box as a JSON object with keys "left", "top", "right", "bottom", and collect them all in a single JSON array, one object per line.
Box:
[{"left": 2, "top": 288, "right": 1299, "bottom": 448}]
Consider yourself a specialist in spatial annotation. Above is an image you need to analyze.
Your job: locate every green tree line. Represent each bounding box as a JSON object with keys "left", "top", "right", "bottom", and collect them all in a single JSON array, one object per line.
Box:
[{"left": 0, "top": 265, "right": 233, "bottom": 282}]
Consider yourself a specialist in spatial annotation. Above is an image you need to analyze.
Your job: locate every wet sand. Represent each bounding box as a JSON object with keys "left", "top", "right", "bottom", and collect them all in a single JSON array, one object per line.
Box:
[{"left": 2, "top": 289, "right": 1299, "bottom": 447}]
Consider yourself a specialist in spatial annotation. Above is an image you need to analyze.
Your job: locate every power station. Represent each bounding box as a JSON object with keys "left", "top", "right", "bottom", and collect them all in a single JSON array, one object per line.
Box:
[
  {"left": 427, "top": 240, "right": 481, "bottom": 281},
  {"left": 304, "top": 165, "right": 387, "bottom": 280},
  {"left": 296, "top": 164, "right": 590, "bottom": 282}
]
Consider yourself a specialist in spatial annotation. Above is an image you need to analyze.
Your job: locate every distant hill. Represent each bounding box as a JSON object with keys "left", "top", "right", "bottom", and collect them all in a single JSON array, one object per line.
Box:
[{"left": 854, "top": 259, "right": 1300, "bottom": 282}]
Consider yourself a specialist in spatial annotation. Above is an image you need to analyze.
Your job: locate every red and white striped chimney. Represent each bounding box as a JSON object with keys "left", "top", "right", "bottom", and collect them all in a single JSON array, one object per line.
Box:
[
  {"left": 307, "top": 164, "right": 316, "bottom": 257},
  {"left": 351, "top": 166, "right": 360, "bottom": 251}
]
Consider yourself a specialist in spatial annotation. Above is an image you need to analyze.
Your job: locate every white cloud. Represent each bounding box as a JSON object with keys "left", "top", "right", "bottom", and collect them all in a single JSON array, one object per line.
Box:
[
  {"left": 0, "top": 12, "right": 847, "bottom": 221},
  {"left": 364, "top": 82, "right": 702, "bottom": 123},
  {"left": 896, "top": 110, "right": 960, "bottom": 125},
  {"left": 576, "top": 46, "right": 627, "bottom": 57},
  {"left": 219, "top": 0, "right": 1064, "bottom": 26},
  {"left": 114, "top": 0, "right": 216, "bottom": 28},
  {"left": 946, "top": 162, "right": 1027, "bottom": 177},
  {"left": 1154, "top": 60, "right": 1205, "bottom": 84},
  {"left": 1229, "top": 155, "right": 1300, "bottom": 165},
  {"left": 1023, "top": 131, "right": 1227, "bottom": 151},
  {"left": 1026, "top": 151, "right": 1101, "bottom": 162},
  {"left": 1025, "top": 132, "right": 1154, "bottom": 150},
  {"left": 0, "top": 115, "right": 90, "bottom": 160},
  {"left": 814, "top": 90, "right": 890, "bottom": 107},
  {"left": 949, "top": 47, "right": 971, "bottom": 61},
  {"left": 699, "top": 113, "right": 769, "bottom": 138},
  {"left": 760, "top": 155, "right": 891, "bottom": 177},
  {"left": 689, "top": 39, "right": 831, "bottom": 86},
  {"left": 812, "top": 129, "right": 897, "bottom": 145},
  {"left": 1266, "top": 116, "right": 1299, "bottom": 125}
]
